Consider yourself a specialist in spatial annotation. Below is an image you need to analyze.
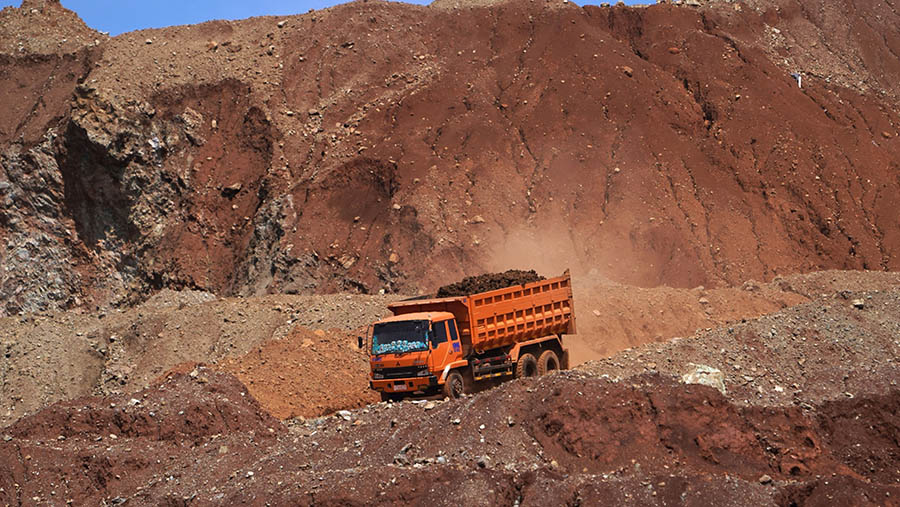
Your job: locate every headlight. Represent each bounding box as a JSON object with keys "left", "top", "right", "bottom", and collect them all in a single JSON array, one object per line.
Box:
[
  {"left": 417, "top": 369, "right": 430, "bottom": 377},
  {"left": 373, "top": 372, "right": 384, "bottom": 379}
]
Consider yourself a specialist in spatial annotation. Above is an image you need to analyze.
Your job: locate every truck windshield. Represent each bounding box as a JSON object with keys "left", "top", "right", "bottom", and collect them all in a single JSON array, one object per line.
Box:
[{"left": 372, "top": 320, "right": 429, "bottom": 355}]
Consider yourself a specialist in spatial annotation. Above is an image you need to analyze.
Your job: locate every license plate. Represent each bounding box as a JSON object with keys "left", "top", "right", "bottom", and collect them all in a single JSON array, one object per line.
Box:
[{"left": 392, "top": 384, "right": 407, "bottom": 392}]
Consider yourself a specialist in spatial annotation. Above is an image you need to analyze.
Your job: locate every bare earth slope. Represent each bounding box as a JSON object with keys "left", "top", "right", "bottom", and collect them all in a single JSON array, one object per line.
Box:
[
  {"left": 2, "top": 368, "right": 898, "bottom": 505},
  {"left": 2, "top": 0, "right": 900, "bottom": 314}
]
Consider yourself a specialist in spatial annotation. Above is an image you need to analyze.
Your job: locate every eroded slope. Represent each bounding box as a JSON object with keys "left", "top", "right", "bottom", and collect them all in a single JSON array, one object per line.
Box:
[{"left": 1, "top": 0, "right": 900, "bottom": 313}]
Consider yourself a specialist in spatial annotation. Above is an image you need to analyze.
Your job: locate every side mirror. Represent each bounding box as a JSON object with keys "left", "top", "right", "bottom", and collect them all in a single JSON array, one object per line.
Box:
[{"left": 357, "top": 336, "right": 363, "bottom": 349}]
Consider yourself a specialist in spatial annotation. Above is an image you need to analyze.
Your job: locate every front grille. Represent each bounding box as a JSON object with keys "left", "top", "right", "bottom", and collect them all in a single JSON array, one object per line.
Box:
[{"left": 376, "top": 366, "right": 425, "bottom": 379}]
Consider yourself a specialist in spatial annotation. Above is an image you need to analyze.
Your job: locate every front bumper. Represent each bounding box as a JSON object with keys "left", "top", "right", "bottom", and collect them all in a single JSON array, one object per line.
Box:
[{"left": 371, "top": 375, "right": 438, "bottom": 393}]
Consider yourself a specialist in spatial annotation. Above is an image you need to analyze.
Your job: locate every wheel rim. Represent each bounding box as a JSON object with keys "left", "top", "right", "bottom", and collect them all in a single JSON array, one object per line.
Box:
[{"left": 525, "top": 360, "right": 537, "bottom": 377}]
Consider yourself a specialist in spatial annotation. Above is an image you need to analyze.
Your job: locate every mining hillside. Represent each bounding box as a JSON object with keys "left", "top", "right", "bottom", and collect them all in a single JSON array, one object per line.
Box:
[
  {"left": 2, "top": 0, "right": 900, "bottom": 314},
  {"left": 2, "top": 0, "right": 900, "bottom": 504}
]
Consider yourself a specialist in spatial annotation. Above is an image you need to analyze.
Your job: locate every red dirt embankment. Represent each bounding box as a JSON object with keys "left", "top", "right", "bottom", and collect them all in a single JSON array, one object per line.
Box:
[
  {"left": 1, "top": 369, "right": 898, "bottom": 505},
  {"left": 0, "top": 290, "right": 397, "bottom": 428},
  {"left": 3, "top": 0, "right": 900, "bottom": 314}
]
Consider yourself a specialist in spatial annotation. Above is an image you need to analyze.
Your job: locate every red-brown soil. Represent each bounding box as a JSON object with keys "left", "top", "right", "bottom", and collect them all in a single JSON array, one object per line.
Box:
[
  {"left": 2, "top": 0, "right": 900, "bottom": 503},
  {"left": 1, "top": 368, "right": 898, "bottom": 505},
  {"left": 579, "top": 275, "right": 900, "bottom": 408},
  {"left": 0, "top": 289, "right": 398, "bottom": 427},
  {"left": 2, "top": 270, "right": 889, "bottom": 428},
  {"left": 219, "top": 326, "right": 380, "bottom": 418},
  {"left": 1, "top": 273, "right": 899, "bottom": 504},
  {"left": 0, "top": 0, "right": 103, "bottom": 57},
  {"left": 3, "top": 0, "right": 900, "bottom": 314},
  {"left": 569, "top": 269, "right": 900, "bottom": 361}
]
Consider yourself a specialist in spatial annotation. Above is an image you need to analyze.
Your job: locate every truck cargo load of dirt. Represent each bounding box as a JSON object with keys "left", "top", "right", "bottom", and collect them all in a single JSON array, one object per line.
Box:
[{"left": 436, "top": 270, "right": 545, "bottom": 297}]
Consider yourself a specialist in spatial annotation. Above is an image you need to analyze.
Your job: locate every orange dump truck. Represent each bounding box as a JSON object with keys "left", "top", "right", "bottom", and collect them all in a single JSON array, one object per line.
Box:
[{"left": 358, "top": 271, "right": 576, "bottom": 400}]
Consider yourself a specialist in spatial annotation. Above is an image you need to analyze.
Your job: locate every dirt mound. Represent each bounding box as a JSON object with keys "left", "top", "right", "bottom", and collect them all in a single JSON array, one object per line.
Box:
[
  {"left": 816, "top": 390, "right": 900, "bottom": 485},
  {"left": 0, "top": 368, "right": 283, "bottom": 505},
  {"left": 0, "top": 0, "right": 103, "bottom": 56},
  {"left": 3, "top": 371, "right": 898, "bottom": 505},
  {"left": 520, "top": 375, "right": 850, "bottom": 480},
  {"left": 5, "top": 367, "right": 279, "bottom": 442},
  {"left": 218, "top": 326, "right": 379, "bottom": 418},
  {"left": 436, "top": 269, "right": 545, "bottom": 297},
  {"left": 3, "top": 270, "right": 895, "bottom": 428},
  {"left": 579, "top": 285, "right": 900, "bottom": 408},
  {"left": 569, "top": 271, "right": 805, "bottom": 362}
]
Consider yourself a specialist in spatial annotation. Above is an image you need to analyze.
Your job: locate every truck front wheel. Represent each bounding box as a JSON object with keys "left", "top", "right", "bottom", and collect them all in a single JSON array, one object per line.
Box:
[
  {"left": 538, "top": 350, "right": 560, "bottom": 375},
  {"left": 443, "top": 371, "right": 466, "bottom": 399},
  {"left": 516, "top": 353, "right": 538, "bottom": 378}
]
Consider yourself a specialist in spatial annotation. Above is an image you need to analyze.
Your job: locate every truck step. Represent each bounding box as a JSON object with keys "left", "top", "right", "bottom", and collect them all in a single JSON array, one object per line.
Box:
[
  {"left": 473, "top": 360, "right": 514, "bottom": 380},
  {"left": 474, "top": 370, "right": 513, "bottom": 381}
]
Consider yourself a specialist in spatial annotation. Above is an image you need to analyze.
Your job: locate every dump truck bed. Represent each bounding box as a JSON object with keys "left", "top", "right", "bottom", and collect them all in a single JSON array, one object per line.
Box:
[{"left": 388, "top": 271, "right": 576, "bottom": 353}]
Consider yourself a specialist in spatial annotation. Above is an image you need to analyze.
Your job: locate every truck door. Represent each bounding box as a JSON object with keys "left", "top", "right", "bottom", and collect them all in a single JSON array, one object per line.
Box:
[
  {"left": 446, "top": 319, "right": 463, "bottom": 359},
  {"left": 429, "top": 319, "right": 463, "bottom": 372}
]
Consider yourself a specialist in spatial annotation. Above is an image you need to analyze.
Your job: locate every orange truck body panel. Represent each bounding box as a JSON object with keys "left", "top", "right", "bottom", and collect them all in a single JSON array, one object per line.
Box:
[{"left": 386, "top": 270, "right": 576, "bottom": 356}]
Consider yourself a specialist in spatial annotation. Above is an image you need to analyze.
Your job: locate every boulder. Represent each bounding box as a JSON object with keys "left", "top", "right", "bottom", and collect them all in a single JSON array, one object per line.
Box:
[{"left": 681, "top": 363, "right": 726, "bottom": 394}]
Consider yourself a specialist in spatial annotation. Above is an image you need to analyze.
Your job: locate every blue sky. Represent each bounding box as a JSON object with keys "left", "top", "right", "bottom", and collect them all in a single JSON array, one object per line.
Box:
[{"left": 1, "top": 0, "right": 645, "bottom": 36}]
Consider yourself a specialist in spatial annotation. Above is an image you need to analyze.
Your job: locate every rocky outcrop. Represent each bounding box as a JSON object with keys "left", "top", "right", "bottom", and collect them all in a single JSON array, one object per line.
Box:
[{"left": 0, "top": 134, "right": 84, "bottom": 314}]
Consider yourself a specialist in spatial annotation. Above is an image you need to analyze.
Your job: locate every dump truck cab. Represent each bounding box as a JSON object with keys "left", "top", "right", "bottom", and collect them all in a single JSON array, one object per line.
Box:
[{"left": 367, "top": 311, "right": 466, "bottom": 398}]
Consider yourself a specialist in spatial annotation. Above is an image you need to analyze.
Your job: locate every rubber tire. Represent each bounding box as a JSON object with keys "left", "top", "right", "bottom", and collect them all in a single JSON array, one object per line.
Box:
[
  {"left": 443, "top": 371, "right": 466, "bottom": 399},
  {"left": 537, "top": 349, "right": 560, "bottom": 376},
  {"left": 516, "top": 353, "right": 538, "bottom": 379}
]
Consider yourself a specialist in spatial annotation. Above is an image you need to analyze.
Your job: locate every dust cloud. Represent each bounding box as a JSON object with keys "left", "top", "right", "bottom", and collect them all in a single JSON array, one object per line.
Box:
[
  {"left": 480, "top": 223, "right": 812, "bottom": 366},
  {"left": 482, "top": 222, "right": 632, "bottom": 365}
]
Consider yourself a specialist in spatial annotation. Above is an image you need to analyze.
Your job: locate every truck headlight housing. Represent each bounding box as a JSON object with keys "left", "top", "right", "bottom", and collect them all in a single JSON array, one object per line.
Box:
[
  {"left": 417, "top": 368, "right": 430, "bottom": 377},
  {"left": 373, "top": 371, "right": 384, "bottom": 379}
]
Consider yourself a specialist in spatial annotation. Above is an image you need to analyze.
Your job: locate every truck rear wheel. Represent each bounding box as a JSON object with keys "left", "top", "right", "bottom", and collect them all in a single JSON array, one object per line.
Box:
[
  {"left": 443, "top": 371, "right": 466, "bottom": 399},
  {"left": 538, "top": 350, "right": 560, "bottom": 375},
  {"left": 516, "top": 353, "right": 538, "bottom": 378}
]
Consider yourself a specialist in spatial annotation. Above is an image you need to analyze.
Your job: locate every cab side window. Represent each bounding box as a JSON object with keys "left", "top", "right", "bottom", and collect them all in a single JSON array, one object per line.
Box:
[
  {"left": 431, "top": 320, "right": 448, "bottom": 347},
  {"left": 447, "top": 319, "right": 459, "bottom": 342}
]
